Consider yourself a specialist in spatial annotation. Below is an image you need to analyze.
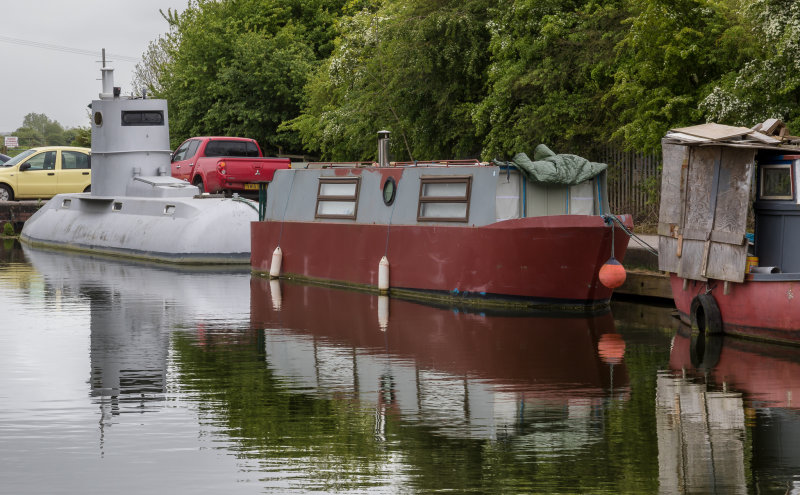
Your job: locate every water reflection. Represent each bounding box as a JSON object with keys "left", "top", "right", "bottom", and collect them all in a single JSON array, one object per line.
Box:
[
  {"left": 661, "top": 325, "right": 800, "bottom": 494},
  {"left": 251, "top": 279, "right": 630, "bottom": 443},
  {"left": 24, "top": 247, "right": 251, "bottom": 419},
  {"left": 2, "top": 243, "right": 672, "bottom": 493}
]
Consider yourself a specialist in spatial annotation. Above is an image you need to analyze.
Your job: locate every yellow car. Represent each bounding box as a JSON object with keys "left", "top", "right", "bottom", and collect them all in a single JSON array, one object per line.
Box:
[{"left": 0, "top": 146, "right": 91, "bottom": 201}]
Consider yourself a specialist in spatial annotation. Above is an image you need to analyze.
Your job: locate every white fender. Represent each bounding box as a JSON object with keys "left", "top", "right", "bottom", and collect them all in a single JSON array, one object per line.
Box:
[
  {"left": 269, "top": 246, "right": 282, "bottom": 279},
  {"left": 378, "top": 256, "right": 390, "bottom": 292}
]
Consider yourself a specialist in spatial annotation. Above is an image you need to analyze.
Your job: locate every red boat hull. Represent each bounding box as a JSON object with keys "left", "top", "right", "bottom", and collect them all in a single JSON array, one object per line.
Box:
[
  {"left": 671, "top": 274, "right": 800, "bottom": 343},
  {"left": 251, "top": 215, "right": 632, "bottom": 310}
]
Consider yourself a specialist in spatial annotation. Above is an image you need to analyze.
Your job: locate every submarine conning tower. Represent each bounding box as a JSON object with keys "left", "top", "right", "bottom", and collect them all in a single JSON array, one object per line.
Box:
[{"left": 90, "top": 63, "right": 173, "bottom": 197}]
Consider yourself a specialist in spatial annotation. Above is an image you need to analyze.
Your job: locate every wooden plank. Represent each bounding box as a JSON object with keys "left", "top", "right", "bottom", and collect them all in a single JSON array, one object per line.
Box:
[
  {"left": 671, "top": 123, "right": 752, "bottom": 141},
  {"left": 665, "top": 132, "right": 713, "bottom": 143},
  {"left": 704, "top": 147, "right": 755, "bottom": 282},
  {"left": 614, "top": 269, "right": 673, "bottom": 300},
  {"left": 748, "top": 131, "right": 782, "bottom": 144},
  {"left": 658, "top": 236, "right": 679, "bottom": 272},
  {"left": 677, "top": 239, "right": 709, "bottom": 281},
  {"left": 761, "top": 118, "right": 782, "bottom": 135}
]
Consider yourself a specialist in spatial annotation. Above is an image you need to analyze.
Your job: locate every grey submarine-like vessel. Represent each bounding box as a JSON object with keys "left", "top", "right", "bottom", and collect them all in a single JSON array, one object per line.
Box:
[{"left": 20, "top": 63, "right": 258, "bottom": 264}]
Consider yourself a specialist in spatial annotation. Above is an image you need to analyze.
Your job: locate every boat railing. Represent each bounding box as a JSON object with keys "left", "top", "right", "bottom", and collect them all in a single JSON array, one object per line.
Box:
[
  {"left": 300, "top": 161, "right": 377, "bottom": 169},
  {"left": 392, "top": 159, "right": 484, "bottom": 167},
  {"left": 295, "top": 159, "right": 487, "bottom": 169}
]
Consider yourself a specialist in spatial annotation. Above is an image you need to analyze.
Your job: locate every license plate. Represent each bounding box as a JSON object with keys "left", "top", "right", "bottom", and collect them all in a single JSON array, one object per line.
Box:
[{"left": 244, "top": 184, "right": 259, "bottom": 190}]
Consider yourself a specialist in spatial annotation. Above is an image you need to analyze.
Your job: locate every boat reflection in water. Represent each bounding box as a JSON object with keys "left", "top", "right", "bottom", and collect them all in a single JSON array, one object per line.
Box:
[
  {"left": 251, "top": 277, "right": 629, "bottom": 441},
  {"left": 660, "top": 325, "right": 800, "bottom": 494},
  {"left": 21, "top": 245, "right": 251, "bottom": 423}
]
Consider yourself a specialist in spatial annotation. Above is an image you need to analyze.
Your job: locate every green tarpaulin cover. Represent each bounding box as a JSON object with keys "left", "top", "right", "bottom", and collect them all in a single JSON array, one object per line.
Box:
[{"left": 495, "top": 144, "right": 607, "bottom": 185}]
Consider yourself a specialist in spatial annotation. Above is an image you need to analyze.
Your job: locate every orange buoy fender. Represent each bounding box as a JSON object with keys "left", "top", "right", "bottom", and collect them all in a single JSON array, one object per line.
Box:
[{"left": 599, "top": 257, "right": 626, "bottom": 289}]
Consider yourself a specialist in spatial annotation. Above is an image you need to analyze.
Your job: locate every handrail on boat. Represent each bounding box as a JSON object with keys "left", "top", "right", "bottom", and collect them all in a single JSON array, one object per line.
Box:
[
  {"left": 296, "top": 159, "right": 486, "bottom": 169},
  {"left": 393, "top": 159, "right": 484, "bottom": 167}
]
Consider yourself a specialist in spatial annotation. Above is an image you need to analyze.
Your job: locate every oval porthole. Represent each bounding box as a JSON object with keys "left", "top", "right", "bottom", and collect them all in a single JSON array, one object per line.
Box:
[
  {"left": 94, "top": 111, "right": 103, "bottom": 127},
  {"left": 383, "top": 177, "right": 397, "bottom": 206}
]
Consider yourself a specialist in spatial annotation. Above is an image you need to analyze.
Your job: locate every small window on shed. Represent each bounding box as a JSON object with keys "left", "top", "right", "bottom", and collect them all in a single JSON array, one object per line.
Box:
[
  {"left": 315, "top": 177, "right": 360, "bottom": 219},
  {"left": 760, "top": 164, "right": 793, "bottom": 200},
  {"left": 417, "top": 176, "right": 472, "bottom": 222}
]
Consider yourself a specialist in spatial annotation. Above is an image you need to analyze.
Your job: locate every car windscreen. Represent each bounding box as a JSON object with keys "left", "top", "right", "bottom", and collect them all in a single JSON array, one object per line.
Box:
[
  {"left": 204, "top": 140, "right": 259, "bottom": 158},
  {"left": 2, "top": 149, "right": 37, "bottom": 167}
]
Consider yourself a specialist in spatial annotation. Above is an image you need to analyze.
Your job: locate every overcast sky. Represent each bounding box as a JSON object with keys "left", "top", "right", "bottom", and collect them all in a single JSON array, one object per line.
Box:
[{"left": 0, "top": 0, "right": 189, "bottom": 133}]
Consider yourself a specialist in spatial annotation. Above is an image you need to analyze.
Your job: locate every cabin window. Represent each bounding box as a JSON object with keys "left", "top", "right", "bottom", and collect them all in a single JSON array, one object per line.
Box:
[
  {"left": 112, "top": 202, "right": 123, "bottom": 212},
  {"left": 417, "top": 176, "right": 472, "bottom": 222},
  {"left": 61, "top": 199, "right": 71, "bottom": 209},
  {"left": 760, "top": 164, "right": 793, "bottom": 200},
  {"left": 121, "top": 110, "right": 164, "bottom": 126},
  {"left": 315, "top": 177, "right": 361, "bottom": 219}
]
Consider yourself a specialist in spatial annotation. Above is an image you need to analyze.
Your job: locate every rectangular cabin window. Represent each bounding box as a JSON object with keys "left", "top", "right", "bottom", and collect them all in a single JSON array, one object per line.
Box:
[
  {"left": 121, "top": 110, "right": 164, "bottom": 126},
  {"left": 760, "top": 164, "right": 793, "bottom": 200},
  {"left": 315, "top": 177, "right": 360, "bottom": 219},
  {"left": 417, "top": 176, "right": 472, "bottom": 222}
]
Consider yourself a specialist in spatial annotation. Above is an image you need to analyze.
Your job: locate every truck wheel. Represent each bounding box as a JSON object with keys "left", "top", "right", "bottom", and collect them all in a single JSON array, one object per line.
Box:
[
  {"left": 0, "top": 184, "right": 13, "bottom": 201},
  {"left": 83, "top": 185, "right": 91, "bottom": 193},
  {"left": 193, "top": 177, "right": 205, "bottom": 193}
]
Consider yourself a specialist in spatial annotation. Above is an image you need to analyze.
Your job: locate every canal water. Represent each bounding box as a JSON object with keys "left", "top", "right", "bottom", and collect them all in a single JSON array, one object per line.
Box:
[{"left": 0, "top": 240, "right": 797, "bottom": 494}]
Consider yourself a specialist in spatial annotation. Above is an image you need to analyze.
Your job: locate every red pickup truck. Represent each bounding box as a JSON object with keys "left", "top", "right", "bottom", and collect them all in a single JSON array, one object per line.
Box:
[{"left": 170, "top": 136, "right": 290, "bottom": 195}]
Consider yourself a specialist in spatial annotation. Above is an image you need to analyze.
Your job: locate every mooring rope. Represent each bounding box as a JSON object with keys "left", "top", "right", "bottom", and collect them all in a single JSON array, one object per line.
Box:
[{"left": 602, "top": 214, "right": 658, "bottom": 256}]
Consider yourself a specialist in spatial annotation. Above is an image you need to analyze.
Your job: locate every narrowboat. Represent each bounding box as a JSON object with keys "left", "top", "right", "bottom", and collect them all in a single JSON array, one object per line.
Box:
[
  {"left": 659, "top": 122, "right": 800, "bottom": 343},
  {"left": 251, "top": 133, "right": 632, "bottom": 312}
]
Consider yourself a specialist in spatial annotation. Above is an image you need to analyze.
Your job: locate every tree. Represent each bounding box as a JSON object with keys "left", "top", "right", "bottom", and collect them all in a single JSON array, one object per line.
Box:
[
  {"left": 13, "top": 127, "right": 45, "bottom": 148},
  {"left": 154, "top": 0, "right": 350, "bottom": 152},
  {"left": 287, "top": 0, "right": 492, "bottom": 161},
  {"left": 475, "top": 0, "right": 627, "bottom": 159},
  {"left": 18, "top": 113, "right": 66, "bottom": 146},
  {"left": 700, "top": 0, "right": 800, "bottom": 131},
  {"left": 608, "top": 0, "right": 755, "bottom": 152},
  {"left": 65, "top": 127, "right": 91, "bottom": 147}
]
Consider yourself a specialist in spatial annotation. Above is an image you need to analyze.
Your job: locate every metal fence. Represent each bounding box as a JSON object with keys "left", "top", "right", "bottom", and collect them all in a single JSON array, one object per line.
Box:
[{"left": 601, "top": 147, "right": 662, "bottom": 223}]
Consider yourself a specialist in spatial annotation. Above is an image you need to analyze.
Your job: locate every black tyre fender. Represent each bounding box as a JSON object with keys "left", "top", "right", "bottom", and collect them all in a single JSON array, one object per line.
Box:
[{"left": 690, "top": 293, "right": 723, "bottom": 335}]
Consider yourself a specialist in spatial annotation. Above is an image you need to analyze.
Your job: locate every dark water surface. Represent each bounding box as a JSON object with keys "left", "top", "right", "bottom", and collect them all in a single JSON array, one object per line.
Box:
[{"left": 0, "top": 240, "right": 798, "bottom": 494}]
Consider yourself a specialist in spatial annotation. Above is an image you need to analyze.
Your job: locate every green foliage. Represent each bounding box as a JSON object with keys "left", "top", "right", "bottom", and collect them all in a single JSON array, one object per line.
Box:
[
  {"left": 701, "top": 0, "right": 800, "bottom": 131},
  {"left": 287, "top": 0, "right": 491, "bottom": 161},
  {"left": 13, "top": 127, "right": 45, "bottom": 148},
  {"left": 156, "top": 0, "right": 349, "bottom": 153},
  {"left": 67, "top": 127, "right": 91, "bottom": 147},
  {"left": 476, "top": 0, "right": 627, "bottom": 159},
  {"left": 2, "top": 222, "right": 15, "bottom": 237},
  {"left": 11, "top": 112, "right": 86, "bottom": 148},
  {"left": 609, "top": 0, "right": 755, "bottom": 152},
  {"left": 144, "top": 0, "right": 783, "bottom": 162}
]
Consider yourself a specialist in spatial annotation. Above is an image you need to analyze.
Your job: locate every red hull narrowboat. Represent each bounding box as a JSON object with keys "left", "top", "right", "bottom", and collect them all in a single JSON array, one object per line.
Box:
[
  {"left": 659, "top": 123, "right": 800, "bottom": 344},
  {"left": 671, "top": 275, "right": 800, "bottom": 344},
  {"left": 251, "top": 139, "right": 631, "bottom": 311},
  {"left": 252, "top": 214, "right": 631, "bottom": 310}
]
